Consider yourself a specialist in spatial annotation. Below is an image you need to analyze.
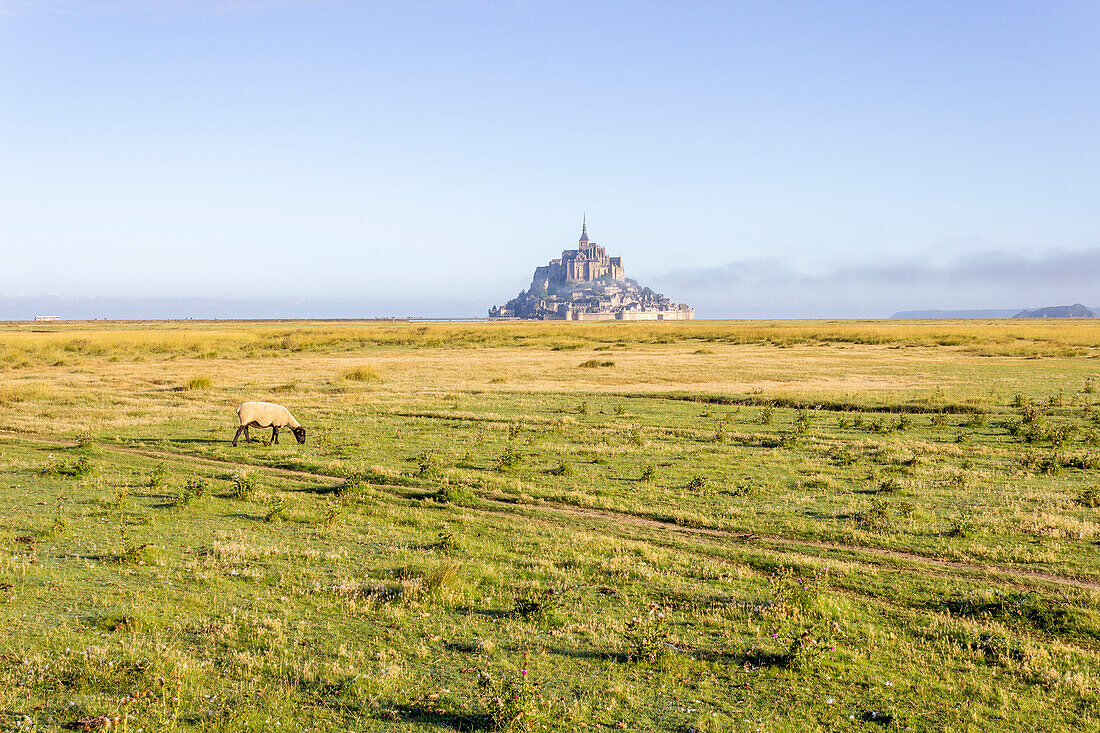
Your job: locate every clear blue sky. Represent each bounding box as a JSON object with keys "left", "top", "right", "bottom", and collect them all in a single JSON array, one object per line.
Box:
[{"left": 1, "top": 0, "right": 1098, "bottom": 317}]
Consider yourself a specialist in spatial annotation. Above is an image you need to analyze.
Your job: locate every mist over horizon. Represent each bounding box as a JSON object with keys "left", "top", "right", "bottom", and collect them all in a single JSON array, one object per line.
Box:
[{"left": 5, "top": 241, "right": 1097, "bottom": 321}]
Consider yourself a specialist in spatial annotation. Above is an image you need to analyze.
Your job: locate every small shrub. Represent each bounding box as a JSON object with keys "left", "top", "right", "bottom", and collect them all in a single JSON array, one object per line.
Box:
[
  {"left": 337, "top": 475, "right": 366, "bottom": 499},
  {"left": 1019, "top": 403, "right": 1043, "bottom": 424},
  {"left": 147, "top": 463, "right": 170, "bottom": 489},
  {"left": 548, "top": 460, "right": 573, "bottom": 477},
  {"left": 624, "top": 603, "right": 671, "bottom": 663},
  {"left": 112, "top": 486, "right": 129, "bottom": 510},
  {"left": 415, "top": 450, "right": 441, "bottom": 476},
  {"left": 1021, "top": 452, "right": 1060, "bottom": 475},
  {"left": 74, "top": 455, "right": 98, "bottom": 477},
  {"left": 613, "top": 404, "right": 626, "bottom": 416},
  {"left": 320, "top": 501, "right": 341, "bottom": 527},
  {"left": 118, "top": 543, "right": 153, "bottom": 565},
  {"left": 507, "top": 422, "right": 523, "bottom": 440},
  {"left": 578, "top": 359, "right": 615, "bottom": 368},
  {"left": 477, "top": 667, "right": 542, "bottom": 732},
  {"left": 765, "top": 618, "right": 842, "bottom": 670},
  {"left": 264, "top": 503, "right": 288, "bottom": 524},
  {"left": 1076, "top": 486, "right": 1100, "bottom": 508},
  {"left": 495, "top": 445, "right": 523, "bottom": 471},
  {"left": 777, "top": 432, "right": 800, "bottom": 449},
  {"left": 877, "top": 477, "right": 904, "bottom": 494},
  {"left": 930, "top": 414, "right": 947, "bottom": 428},
  {"left": 629, "top": 424, "right": 645, "bottom": 446},
  {"left": 576, "top": 401, "right": 589, "bottom": 415},
  {"left": 434, "top": 482, "right": 476, "bottom": 505},
  {"left": 828, "top": 446, "right": 857, "bottom": 466},
  {"left": 961, "top": 412, "right": 987, "bottom": 428},
  {"left": 513, "top": 586, "right": 564, "bottom": 622},
  {"left": 945, "top": 520, "right": 973, "bottom": 538},
  {"left": 758, "top": 407, "right": 774, "bottom": 425},
  {"left": 1047, "top": 423, "right": 1077, "bottom": 447},
  {"left": 46, "top": 509, "right": 69, "bottom": 537},
  {"left": 688, "top": 474, "right": 708, "bottom": 491},
  {"left": 231, "top": 472, "right": 259, "bottom": 500},
  {"left": 857, "top": 497, "right": 893, "bottom": 532},
  {"left": 169, "top": 477, "right": 206, "bottom": 507},
  {"left": 955, "top": 431, "right": 973, "bottom": 444},
  {"left": 341, "top": 365, "right": 381, "bottom": 382},
  {"left": 794, "top": 410, "right": 811, "bottom": 433},
  {"left": 640, "top": 464, "right": 657, "bottom": 482},
  {"left": 183, "top": 376, "right": 212, "bottom": 390},
  {"left": 768, "top": 565, "right": 830, "bottom": 616},
  {"left": 894, "top": 414, "right": 913, "bottom": 432},
  {"left": 434, "top": 529, "right": 458, "bottom": 552}
]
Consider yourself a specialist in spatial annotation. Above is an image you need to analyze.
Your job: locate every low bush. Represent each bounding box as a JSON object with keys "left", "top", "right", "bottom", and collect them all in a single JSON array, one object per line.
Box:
[
  {"left": 548, "top": 460, "right": 573, "bottom": 477},
  {"left": 169, "top": 477, "right": 206, "bottom": 507},
  {"left": 513, "top": 586, "right": 564, "bottom": 622},
  {"left": 341, "top": 365, "right": 381, "bottom": 382},
  {"left": 231, "top": 472, "right": 259, "bottom": 500},
  {"left": 147, "top": 463, "right": 170, "bottom": 489},
  {"left": 624, "top": 603, "right": 671, "bottom": 663},
  {"left": 495, "top": 445, "right": 523, "bottom": 470},
  {"left": 857, "top": 497, "right": 893, "bottom": 532},
  {"left": 477, "top": 667, "right": 542, "bottom": 732},
  {"left": 1077, "top": 486, "right": 1100, "bottom": 508},
  {"left": 264, "top": 502, "right": 288, "bottom": 524},
  {"left": 578, "top": 359, "right": 615, "bottom": 368}
]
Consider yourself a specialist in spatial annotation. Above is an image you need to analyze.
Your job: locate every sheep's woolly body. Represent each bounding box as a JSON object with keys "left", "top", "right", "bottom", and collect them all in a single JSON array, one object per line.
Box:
[{"left": 236, "top": 402, "right": 301, "bottom": 429}]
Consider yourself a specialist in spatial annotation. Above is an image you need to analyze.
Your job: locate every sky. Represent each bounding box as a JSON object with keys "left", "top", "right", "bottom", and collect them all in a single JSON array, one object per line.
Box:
[{"left": 1, "top": 0, "right": 1098, "bottom": 318}]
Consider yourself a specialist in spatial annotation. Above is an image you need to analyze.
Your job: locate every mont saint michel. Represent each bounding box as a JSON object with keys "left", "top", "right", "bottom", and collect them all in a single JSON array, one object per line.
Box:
[{"left": 490, "top": 219, "right": 694, "bottom": 321}]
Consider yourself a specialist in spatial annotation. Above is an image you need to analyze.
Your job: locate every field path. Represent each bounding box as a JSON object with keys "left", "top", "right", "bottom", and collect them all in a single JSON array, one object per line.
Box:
[{"left": 4, "top": 430, "right": 1099, "bottom": 593}]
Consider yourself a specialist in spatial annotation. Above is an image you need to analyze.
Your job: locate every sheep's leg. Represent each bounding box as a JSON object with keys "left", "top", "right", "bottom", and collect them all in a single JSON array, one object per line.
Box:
[
  {"left": 232, "top": 426, "right": 246, "bottom": 447},
  {"left": 272, "top": 426, "right": 279, "bottom": 444},
  {"left": 244, "top": 425, "right": 257, "bottom": 443}
]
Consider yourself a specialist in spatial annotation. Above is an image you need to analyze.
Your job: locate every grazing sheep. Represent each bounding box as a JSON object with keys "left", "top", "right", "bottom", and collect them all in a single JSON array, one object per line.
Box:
[{"left": 233, "top": 401, "right": 306, "bottom": 446}]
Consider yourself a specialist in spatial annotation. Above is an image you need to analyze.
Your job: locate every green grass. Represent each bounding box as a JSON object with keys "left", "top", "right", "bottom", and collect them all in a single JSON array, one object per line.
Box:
[{"left": 0, "top": 320, "right": 1099, "bottom": 731}]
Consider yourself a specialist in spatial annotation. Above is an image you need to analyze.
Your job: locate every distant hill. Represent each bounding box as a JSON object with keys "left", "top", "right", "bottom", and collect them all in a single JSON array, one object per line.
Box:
[
  {"left": 1013, "top": 303, "right": 1099, "bottom": 319},
  {"left": 892, "top": 305, "right": 1100, "bottom": 319},
  {"left": 890, "top": 309, "right": 1021, "bottom": 319}
]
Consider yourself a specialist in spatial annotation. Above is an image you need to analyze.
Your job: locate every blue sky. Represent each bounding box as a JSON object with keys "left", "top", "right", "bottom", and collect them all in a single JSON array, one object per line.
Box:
[{"left": 1, "top": 0, "right": 1098, "bottom": 318}]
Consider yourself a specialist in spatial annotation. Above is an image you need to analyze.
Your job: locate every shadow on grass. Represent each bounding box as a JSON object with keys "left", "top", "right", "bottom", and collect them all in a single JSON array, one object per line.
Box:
[
  {"left": 532, "top": 642, "right": 791, "bottom": 668},
  {"left": 452, "top": 606, "right": 513, "bottom": 620},
  {"left": 379, "top": 704, "right": 490, "bottom": 731}
]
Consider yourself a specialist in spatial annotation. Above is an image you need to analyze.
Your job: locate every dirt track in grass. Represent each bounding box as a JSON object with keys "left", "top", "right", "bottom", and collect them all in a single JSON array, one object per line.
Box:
[{"left": 6, "top": 429, "right": 1097, "bottom": 593}]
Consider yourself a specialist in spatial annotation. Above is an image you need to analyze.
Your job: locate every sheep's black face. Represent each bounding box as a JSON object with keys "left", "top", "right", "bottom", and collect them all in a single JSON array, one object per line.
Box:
[{"left": 293, "top": 427, "right": 306, "bottom": 444}]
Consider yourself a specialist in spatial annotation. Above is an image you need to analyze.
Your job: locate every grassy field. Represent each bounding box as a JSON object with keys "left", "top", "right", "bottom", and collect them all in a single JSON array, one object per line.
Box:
[{"left": 1, "top": 319, "right": 1099, "bottom": 732}]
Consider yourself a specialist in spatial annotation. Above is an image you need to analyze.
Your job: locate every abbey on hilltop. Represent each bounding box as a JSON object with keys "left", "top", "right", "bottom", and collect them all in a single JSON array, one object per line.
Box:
[{"left": 489, "top": 218, "right": 694, "bottom": 321}]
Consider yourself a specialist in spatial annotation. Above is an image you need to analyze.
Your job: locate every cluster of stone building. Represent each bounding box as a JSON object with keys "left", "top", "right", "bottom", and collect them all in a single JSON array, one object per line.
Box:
[{"left": 489, "top": 219, "right": 694, "bottom": 321}]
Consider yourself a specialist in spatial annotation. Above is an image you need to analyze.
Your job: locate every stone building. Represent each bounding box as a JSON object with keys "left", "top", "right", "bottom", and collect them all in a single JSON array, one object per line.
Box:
[
  {"left": 530, "top": 217, "right": 625, "bottom": 290},
  {"left": 490, "top": 218, "right": 694, "bottom": 321}
]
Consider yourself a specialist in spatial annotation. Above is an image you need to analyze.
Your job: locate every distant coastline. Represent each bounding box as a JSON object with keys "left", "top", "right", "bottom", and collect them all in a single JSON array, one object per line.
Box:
[{"left": 891, "top": 307, "right": 1100, "bottom": 319}]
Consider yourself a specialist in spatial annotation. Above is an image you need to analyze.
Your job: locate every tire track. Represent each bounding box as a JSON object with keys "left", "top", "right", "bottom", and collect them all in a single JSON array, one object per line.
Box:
[{"left": 4, "top": 431, "right": 1099, "bottom": 592}]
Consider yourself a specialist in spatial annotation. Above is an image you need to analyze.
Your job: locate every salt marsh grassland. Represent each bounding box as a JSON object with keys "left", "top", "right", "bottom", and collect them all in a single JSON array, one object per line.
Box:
[{"left": 0, "top": 319, "right": 1098, "bottom": 731}]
